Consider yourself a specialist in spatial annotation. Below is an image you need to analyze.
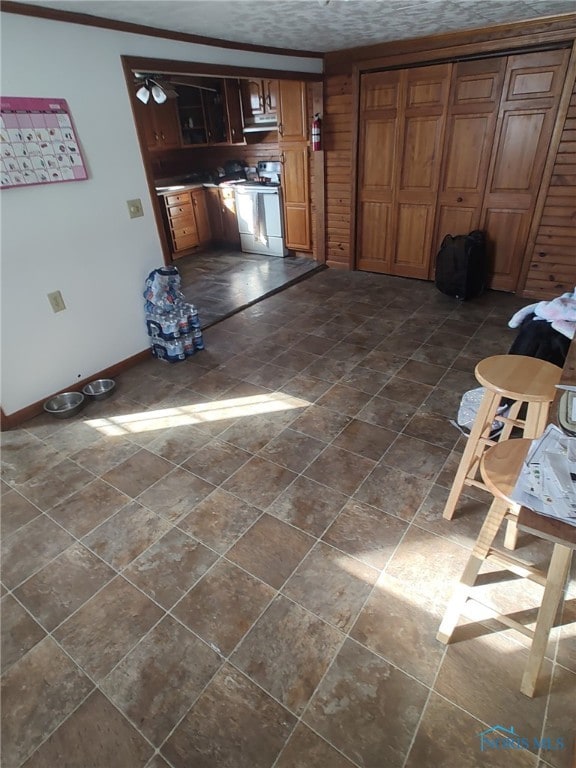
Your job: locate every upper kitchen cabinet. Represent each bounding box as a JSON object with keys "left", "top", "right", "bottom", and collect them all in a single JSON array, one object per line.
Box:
[
  {"left": 277, "top": 80, "right": 308, "bottom": 142},
  {"left": 133, "top": 94, "right": 181, "bottom": 151},
  {"left": 177, "top": 78, "right": 246, "bottom": 147},
  {"left": 241, "top": 79, "right": 278, "bottom": 122}
]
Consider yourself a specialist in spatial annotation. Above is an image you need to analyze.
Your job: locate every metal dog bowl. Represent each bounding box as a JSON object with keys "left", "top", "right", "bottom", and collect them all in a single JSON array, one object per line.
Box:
[
  {"left": 82, "top": 378, "right": 116, "bottom": 401},
  {"left": 43, "top": 391, "right": 85, "bottom": 418}
]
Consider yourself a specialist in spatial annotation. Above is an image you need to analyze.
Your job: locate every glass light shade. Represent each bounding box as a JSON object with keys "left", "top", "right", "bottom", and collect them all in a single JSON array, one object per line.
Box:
[
  {"left": 151, "top": 84, "right": 167, "bottom": 104},
  {"left": 136, "top": 85, "right": 150, "bottom": 104}
]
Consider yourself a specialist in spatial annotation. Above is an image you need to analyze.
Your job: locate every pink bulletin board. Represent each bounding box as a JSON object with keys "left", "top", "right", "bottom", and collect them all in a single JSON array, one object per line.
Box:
[{"left": 0, "top": 97, "right": 88, "bottom": 189}]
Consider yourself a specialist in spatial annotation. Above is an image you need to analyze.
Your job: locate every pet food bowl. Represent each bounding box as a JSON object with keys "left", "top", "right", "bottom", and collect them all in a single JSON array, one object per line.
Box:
[
  {"left": 43, "top": 391, "right": 85, "bottom": 419},
  {"left": 82, "top": 378, "right": 116, "bottom": 401}
]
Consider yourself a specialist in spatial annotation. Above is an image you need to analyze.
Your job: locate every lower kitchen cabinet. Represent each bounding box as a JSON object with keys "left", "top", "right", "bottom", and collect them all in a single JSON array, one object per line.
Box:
[
  {"left": 191, "top": 188, "right": 211, "bottom": 246},
  {"left": 205, "top": 187, "right": 240, "bottom": 247},
  {"left": 161, "top": 187, "right": 215, "bottom": 257}
]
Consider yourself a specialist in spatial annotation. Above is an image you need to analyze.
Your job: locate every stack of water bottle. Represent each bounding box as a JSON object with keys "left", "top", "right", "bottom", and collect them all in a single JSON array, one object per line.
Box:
[{"left": 143, "top": 266, "right": 204, "bottom": 363}]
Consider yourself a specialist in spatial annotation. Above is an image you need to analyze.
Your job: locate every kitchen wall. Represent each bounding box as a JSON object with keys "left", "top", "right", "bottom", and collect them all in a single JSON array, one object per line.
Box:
[{"left": 1, "top": 12, "right": 321, "bottom": 417}]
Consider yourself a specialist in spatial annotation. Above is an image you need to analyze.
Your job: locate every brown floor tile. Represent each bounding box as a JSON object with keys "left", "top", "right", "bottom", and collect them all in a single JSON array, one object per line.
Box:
[
  {"left": 282, "top": 372, "right": 333, "bottom": 402},
  {"left": 542, "top": 665, "right": 576, "bottom": 768},
  {"left": 82, "top": 501, "right": 170, "bottom": 570},
  {"left": 304, "top": 637, "right": 428, "bottom": 768},
  {"left": 413, "top": 483, "right": 487, "bottom": 548},
  {"left": 23, "top": 690, "right": 153, "bottom": 768},
  {"left": 322, "top": 499, "right": 408, "bottom": 570},
  {"left": 101, "top": 449, "right": 173, "bottom": 497},
  {"left": 354, "top": 463, "right": 431, "bottom": 521},
  {"left": 404, "top": 692, "right": 537, "bottom": 768},
  {"left": 177, "top": 488, "right": 261, "bottom": 553},
  {"left": 145, "top": 424, "right": 212, "bottom": 464},
  {"left": 272, "top": 348, "right": 320, "bottom": 372},
  {"left": 421, "top": 386, "right": 463, "bottom": 420},
  {"left": 332, "top": 418, "right": 397, "bottom": 461},
  {"left": 222, "top": 456, "right": 297, "bottom": 510},
  {"left": 383, "top": 434, "right": 450, "bottom": 481},
  {"left": 339, "top": 365, "right": 391, "bottom": 395},
  {"left": 226, "top": 513, "right": 314, "bottom": 589},
  {"left": 101, "top": 616, "right": 221, "bottom": 746},
  {"left": 283, "top": 542, "right": 378, "bottom": 631},
  {"left": 173, "top": 559, "right": 275, "bottom": 656},
  {"left": 361, "top": 350, "right": 408, "bottom": 376},
  {"left": 48, "top": 479, "right": 131, "bottom": 538},
  {"left": 1, "top": 490, "right": 41, "bottom": 538},
  {"left": 69, "top": 435, "right": 141, "bottom": 475},
  {"left": 145, "top": 756, "right": 171, "bottom": 768},
  {"left": 434, "top": 631, "right": 550, "bottom": 740},
  {"left": 43, "top": 420, "right": 103, "bottom": 455},
  {"left": 411, "top": 343, "right": 459, "bottom": 368},
  {"left": 1, "top": 515, "right": 75, "bottom": 589},
  {"left": 1, "top": 431, "right": 63, "bottom": 486},
  {"left": 351, "top": 573, "right": 445, "bottom": 685},
  {"left": 1, "top": 594, "right": 45, "bottom": 673},
  {"left": 426, "top": 329, "right": 470, "bottom": 352},
  {"left": 258, "top": 428, "right": 327, "bottom": 472},
  {"left": 1, "top": 637, "right": 93, "bottom": 768},
  {"left": 182, "top": 440, "right": 252, "bottom": 485},
  {"left": 438, "top": 366, "right": 478, "bottom": 394},
  {"left": 396, "top": 359, "right": 447, "bottom": 386},
  {"left": 15, "top": 458, "right": 94, "bottom": 511},
  {"left": 232, "top": 594, "right": 343, "bottom": 715},
  {"left": 303, "top": 356, "right": 358, "bottom": 383},
  {"left": 124, "top": 528, "right": 218, "bottom": 609},
  {"left": 219, "top": 409, "right": 301, "bottom": 453},
  {"left": 379, "top": 377, "right": 434, "bottom": 408},
  {"left": 385, "top": 525, "right": 470, "bottom": 607},
  {"left": 162, "top": 663, "right": 296, "bottom": 768},
  {"left": 136, "top": 467, "right": 216, "bottom": 522},
  {"left": 266, "top": 476, "right": 348, "bottom": 537},
  {"left": 357, "top": 395, "right": 416, "bottom": 432},
  {"left": 54, "top": 576, "right": 163, "bottom": 680},
  {"left": 14, "top": 542, "right": 115, "bottom": 631},
  {"left": 289, "top": 405, "right": 352, "bottom": 442},
  {"left": 556, "top": 599, "right": 576, "bottom": 673},
  {"left": 275, "top": 723, "right": 357, "bottom": 768},
  {"left": 316, "top": 383, "right": 373, "bottom": 417},
  {"left": 403, "top": 410, "right": 460, "bottom": 450},
  {"left": 304, "top": 445, "right": 376, "bottom": 497}
]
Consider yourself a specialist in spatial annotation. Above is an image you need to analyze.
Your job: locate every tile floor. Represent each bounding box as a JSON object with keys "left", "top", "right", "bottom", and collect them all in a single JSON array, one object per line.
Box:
[
  {"left": 2, "top": 270, "right": 575, "bottom": 768},
  {"left": 175, "top": 247, "right": 323, "bottom": 328}
]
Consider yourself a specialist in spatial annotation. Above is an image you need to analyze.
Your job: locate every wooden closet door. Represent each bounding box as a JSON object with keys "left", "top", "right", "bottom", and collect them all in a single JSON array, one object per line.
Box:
[
  {"left": 393, "top": 64, "right": 452, "bottom": 279},
  {"left": 356, "top": 70, "right": 401, "bottom": 273},
  {"left": 481, "top": 49, "right": 570, "bottom": 291},
  {"left": 432, "top": 58, "right": 506, "bottom": 275}
]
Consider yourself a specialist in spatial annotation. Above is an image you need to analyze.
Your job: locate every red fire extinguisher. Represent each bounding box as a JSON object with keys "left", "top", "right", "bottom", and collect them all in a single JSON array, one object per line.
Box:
[{"left": 311, "top": 113, "right": 322, "bottom": 151}]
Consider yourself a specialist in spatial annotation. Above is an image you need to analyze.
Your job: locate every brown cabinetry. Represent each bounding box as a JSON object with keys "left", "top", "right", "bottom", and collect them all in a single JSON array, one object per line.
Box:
[
  {"left": 191, "top": 188, "right": 211, "bottom": 245},
  {"left": 242, "top": 79, "right": 278, "bottom": 120},
  {"left": 177, "top": 79, "right": 245, "bottom": 147},
  {"left": 356, "top": 49, "right": 570, "bottom": 290},
  {"left": 134, "top": 97, "right": 181, "bottom": 151},
  {"left": 277, "top": 80, "right": 311, "bottom": 251},
  {"left": 205, "top": 187, "right": 240, "bottom": 246},
  {"left": 161, "top": 187, "right": 216, "bottom": 257}
]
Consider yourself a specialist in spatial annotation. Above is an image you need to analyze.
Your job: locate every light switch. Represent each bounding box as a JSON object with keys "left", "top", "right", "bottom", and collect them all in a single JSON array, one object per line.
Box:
[
  {"left": 47, "top": 290, "right": 66, "bottom": 313},
  {"left": 127, "top": 198, "right": 144, "bottom": 219}
]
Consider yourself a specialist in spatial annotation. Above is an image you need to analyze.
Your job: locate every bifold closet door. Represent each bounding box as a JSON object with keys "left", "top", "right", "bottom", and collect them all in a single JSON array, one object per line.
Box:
[
  {"left": 431, "top": 57, "right": 507, "bottom": 276},
  {"left": 481, "top": 49, "right": 570, "bottom": 291}
]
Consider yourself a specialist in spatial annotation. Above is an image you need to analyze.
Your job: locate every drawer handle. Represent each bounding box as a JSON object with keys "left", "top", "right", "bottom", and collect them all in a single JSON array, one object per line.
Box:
[{"left": 457, "top": 196, "right": 463, "bottom": 202}]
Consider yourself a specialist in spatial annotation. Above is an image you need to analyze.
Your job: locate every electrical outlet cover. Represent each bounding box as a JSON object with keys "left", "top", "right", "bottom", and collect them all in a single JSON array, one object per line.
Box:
[{"left": 127, "top": 199, "right": 144, "bottom": 219}]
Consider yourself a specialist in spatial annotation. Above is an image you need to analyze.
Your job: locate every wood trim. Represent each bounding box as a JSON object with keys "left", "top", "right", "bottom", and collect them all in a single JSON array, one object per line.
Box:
[
  {"left": 2, "top": 1, "right": 322, "bottom": 59},
  {"left": 517, "top": 40, "right": 576, "bottom": 295},
  {"left": 0, "top": 348, "right": 152, "bottom": 431},
  {"left": 349, "top": 65, "right": 362, "bottom": 269},
  {"left": 325, "top": 13, "right": 576, "bottom": 74},
  {"left": 311, "top": 81, "right": 325, "bottom": 264}
]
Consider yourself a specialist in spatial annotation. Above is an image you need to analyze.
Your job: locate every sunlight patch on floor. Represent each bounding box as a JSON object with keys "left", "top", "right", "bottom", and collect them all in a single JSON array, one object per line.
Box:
[{"left": 84, "top": 392, "right": 310, "bottom": 435}]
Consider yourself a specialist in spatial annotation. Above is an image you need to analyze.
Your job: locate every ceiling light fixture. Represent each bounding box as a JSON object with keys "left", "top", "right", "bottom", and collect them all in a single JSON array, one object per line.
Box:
[{"left": 135, "top": 78, "right": 167, "bottom": 104}]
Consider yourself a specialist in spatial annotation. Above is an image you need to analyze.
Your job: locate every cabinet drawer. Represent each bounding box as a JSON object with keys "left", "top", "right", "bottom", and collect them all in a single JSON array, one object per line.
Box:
[
  {"left": 165, "top": 192, "right": 191, "bottom": 206},
  {"left": 169, "top": 214, "right": 196, "bottom": 230},
  {"left": 173, "top": 232, "right": 199, "bottom": 251},
  {"left": 168, "top": 203, "right": 193, "bottom": 220},
  {"left": 172, "top": 223, "right": 198, "bottom": 239}
]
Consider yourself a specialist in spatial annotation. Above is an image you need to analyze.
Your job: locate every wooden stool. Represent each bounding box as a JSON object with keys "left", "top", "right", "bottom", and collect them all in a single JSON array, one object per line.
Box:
[
  {"left": 437, "top": 438, "right": 575, "bottom": 697},
  {"left": 443, "top": 355, "right": 561, "bottom": 540}
]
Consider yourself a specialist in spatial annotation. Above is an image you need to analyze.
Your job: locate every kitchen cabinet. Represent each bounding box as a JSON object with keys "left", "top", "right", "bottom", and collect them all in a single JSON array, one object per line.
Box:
[
  {"left": 241, "top": 79, "right": 278, "bottom": 120},
  {"left": 205, "top": 187, "right": 240, "bottom": 246},
  {"left": 224, "top": 79, "right": 245, "bottom": 145},
  {"left": 277, "top": 80, "right": 311, "bottom": 251},
  {"left": 191, "top": 188, "right": 211, "bottom": 245},
  {"left": 134, "top": 96, "right": 181, "bottom": 151},
  {"left": 356, "top": 49, "right": 570, "bottom": 290},
  {"left": 160, "top": 187, "right": 217, "bottom": 257},
  {"left": 177, "top": 79, "right": 245, "bottom": 147}
]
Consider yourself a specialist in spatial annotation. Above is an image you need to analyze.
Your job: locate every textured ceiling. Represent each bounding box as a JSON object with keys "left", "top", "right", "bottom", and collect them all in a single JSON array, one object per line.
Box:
[{"left": 12, "top": 0, "right": 576, "bottom": 52}]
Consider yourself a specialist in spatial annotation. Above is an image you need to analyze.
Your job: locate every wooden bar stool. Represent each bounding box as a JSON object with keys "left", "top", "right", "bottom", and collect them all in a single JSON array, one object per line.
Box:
[
  {"left": 437, "top": 438, "right": 575, "bottom": 697},
  {"left": 443, "top": 355, "right": 561, "bottom": 542}
]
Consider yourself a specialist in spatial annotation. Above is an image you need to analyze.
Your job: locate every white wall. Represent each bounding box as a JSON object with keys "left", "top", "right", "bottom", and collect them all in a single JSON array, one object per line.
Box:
[{"left": 0, "top": 12, "right": 321, "bottom": 415}]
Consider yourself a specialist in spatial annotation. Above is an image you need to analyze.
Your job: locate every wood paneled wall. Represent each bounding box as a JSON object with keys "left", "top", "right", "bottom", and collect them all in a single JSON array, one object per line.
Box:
[
  {"left": 523, "top": 81, "right": 576, "bottom": 298},
  {"left": 324, "top": 74, "right": 354, "bottom": 269}
]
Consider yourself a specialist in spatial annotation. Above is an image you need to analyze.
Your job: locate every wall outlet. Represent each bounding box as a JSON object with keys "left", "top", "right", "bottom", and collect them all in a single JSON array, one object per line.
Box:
[
  {"left": 127, "top": 198, "right": 144, "bottom": 219},
  {"left": 47, "top": 290, "right": 66, "bottom": 313}
]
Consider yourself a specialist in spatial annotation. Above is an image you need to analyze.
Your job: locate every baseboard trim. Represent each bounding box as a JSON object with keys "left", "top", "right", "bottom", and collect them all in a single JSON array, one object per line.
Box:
[{"left": 1, "top": 348, "right": 151, "bottom": 431}]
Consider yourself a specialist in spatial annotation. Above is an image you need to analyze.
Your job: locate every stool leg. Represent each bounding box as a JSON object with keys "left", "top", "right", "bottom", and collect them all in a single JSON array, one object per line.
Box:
[
  {"left": 443, "top": 390, "right": 500, "bottom": 521},
  {"left": 437, "top": 497, "right": 508, "bottom": 643},
  {"left": 498, "top": 399, "right": 522, "bottom": 441},
  {"left": 523, "top": 400, "right": 551, "bottom": 440},
  {"left": 520, "top": 544, "right": 572, "bottom": 697},
  {"left": 504, "top": 517, "right": 519, "bottom": 550}
]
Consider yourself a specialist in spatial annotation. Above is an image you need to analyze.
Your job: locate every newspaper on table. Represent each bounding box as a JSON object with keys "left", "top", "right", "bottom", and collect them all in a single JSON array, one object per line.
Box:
[{"left": 510, "top": 424, "right": 576, "bottom": 527}]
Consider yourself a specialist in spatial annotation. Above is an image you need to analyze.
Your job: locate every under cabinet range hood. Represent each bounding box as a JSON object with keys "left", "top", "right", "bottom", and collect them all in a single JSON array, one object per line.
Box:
[{"left": 242, "top": 114, "right": 278, "bottom": 133}]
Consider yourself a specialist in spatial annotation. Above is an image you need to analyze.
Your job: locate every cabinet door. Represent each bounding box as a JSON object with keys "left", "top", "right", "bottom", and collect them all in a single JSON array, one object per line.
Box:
[
  {"left": 220, "top": 189, "right": 240, "bottom": 246},
  {"left": 133, "top": 96, "right": 160, "bottom": 150},
  {"left": 432, "top": 57, "right": 506, "bottom": 273},
  {"left": 356, "top": 70, "right": 401, "bottom": 274},
  {"left": 205, "top": 187, "right": 224, "bottom": 241},
  {"left": 192, "top": 189, "right": 211, "bottom": 245},
  {"left": 243, "top": 79, "right": 265, "bottom": 117},
  {"left": 480, "top": 49, "right": 570, "bottom": 291},
  {"left": 154, "top": 100, "right": 181, "bottom": 149},
  {"left": 278, "top": 81, "right": 308, "bottom": 142},
  {"left": 264, "top": 80, "right": 278, "bottom": 116},
  {"left": 224, "top": 79, "right": 245, "bottom": 145},
  {"left": 282, "top": 146, "right": 311, "bottom": 250}
]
